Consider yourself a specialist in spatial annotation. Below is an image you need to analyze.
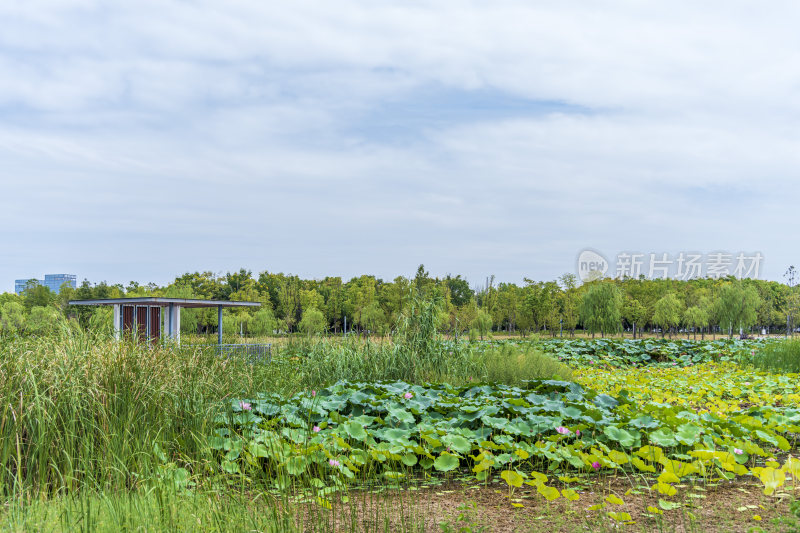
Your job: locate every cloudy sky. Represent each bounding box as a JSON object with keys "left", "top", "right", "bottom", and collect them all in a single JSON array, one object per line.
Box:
[{"left": 2, "top": 1, "right": 798, "bottom": 291}]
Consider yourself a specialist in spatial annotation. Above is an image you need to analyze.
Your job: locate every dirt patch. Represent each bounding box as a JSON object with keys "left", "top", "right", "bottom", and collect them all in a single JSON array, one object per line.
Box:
[{"left": 290, "top": 478, "right": 800, "bottom": 532}]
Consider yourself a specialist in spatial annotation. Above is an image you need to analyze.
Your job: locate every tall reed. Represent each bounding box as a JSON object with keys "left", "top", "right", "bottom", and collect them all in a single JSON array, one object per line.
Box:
[
  {"left": 0, "top": 327, "right": 279, "bottom": 497},
  {"left": 752, "top": 339, "right": 800, "bottom": 373}
]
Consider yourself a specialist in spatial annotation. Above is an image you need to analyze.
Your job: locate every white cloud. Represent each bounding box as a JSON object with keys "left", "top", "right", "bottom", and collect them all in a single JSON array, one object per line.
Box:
[{"left": 1, "top": 1, "right": 798, "bottom": 289}]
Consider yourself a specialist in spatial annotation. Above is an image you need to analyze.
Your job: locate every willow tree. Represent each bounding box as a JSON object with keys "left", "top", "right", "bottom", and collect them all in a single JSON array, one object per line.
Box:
[
  {"left": 471, "top": 309, "right": 493, "bottom": 340},
  {"left": 579, "top": 282, "right": 621, "bottom": 338},
  {"left": 683, "top": 305, "right": 708, "bottom": 340},
  {"left": 715, "top": 282, "right": 762, "bottom": 338},
  {"left": 299, "top": 307, "right": 326, "bottom": 336},
  {"left": 249, "top": 308, "right": 277, "bottom": 337},
  {"left": 653, "top": 293, "right": 683, "bottom": 339}
]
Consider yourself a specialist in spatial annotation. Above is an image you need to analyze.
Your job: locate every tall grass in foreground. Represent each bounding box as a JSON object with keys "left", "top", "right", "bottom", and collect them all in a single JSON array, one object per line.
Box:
[
  {"left": 1, "top": 487, "right": 292, "bottom": 532},
  {"left": 0, "top": 328, "right": 287, "bottom": 498},
  {"left": 0, "top": 300, "right": 570, "bottom": 531},
  {"left": 0, "top": 322, "right": 566, "bottom": 499},
  {"left": 752, "top": 339, "right": 800, "bottom": 373},
  {"left": 1, "top": 484, "right": 432, "bottom": 533}
]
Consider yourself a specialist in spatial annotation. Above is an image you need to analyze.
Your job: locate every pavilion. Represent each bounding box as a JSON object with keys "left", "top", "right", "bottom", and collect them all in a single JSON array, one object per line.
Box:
[{"left": 68, "top": 297, "right": 260, "bottom": 345}]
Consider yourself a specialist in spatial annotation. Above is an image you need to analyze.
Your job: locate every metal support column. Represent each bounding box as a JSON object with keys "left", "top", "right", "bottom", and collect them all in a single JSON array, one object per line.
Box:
[
  {"left": 174, "top": 305, "right": 181, "bottom": 344},
  {"left": 218, "top": 305, "right": 223, "bottom": 346},
  {"left": 146, "top": 306, "right": 151, "bottom": 342},
  {"left": 113, "top": 304, "right": 121, "bottom": 340},
  {"left": 168, "top": 303, "right": 174, "bottom": 339}
]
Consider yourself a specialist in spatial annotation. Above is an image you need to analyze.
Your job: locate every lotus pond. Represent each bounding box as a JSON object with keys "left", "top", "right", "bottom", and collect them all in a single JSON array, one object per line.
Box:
[
  {"left": 479, "top": 337, "right": 765, "bottom": 367},
  {"left": 218, "top": 339, "right": 800, "bottom": 527}
]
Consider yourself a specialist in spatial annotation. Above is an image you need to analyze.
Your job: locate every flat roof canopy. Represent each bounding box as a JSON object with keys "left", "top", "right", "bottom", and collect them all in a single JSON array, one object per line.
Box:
[{"left": 68, "top": 297, "right": 261, "bottom": 309}]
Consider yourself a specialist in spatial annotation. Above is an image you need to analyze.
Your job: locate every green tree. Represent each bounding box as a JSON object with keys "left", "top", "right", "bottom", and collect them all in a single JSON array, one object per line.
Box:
[
  {"left": 180, "top": 309, "right": 200, "bottom": 335},
  {"left": 222, "top": 268, "right": 253, "bottom": 299},
  {"left": 0, "top": 302, "right": 26, "bottom": 334},
  {"left": 379, "top": 276, "right": 411, "bottom": 327},
  {"left": 56, "top": 282, "right": 77, "bottom": 311},
  {"left": 523, "top": 280, "right": 560, "bottom": 335},
  {"left": 579, "top": 282, "right": 621, "bottom": 338},
  {"left": 87, "top": 306, "right": 113, "bottom": 335},
  {"left": 622, "top": 298, "right": 648, "bottom": 339},
  {"left": 300, "top": 289, "right": 325, "bottom": 315},
  {"left": 174, "top": 271, "right": 221, "bottom": 299},
  {"left": 223, "top": 313, "right": 249, "bottom": 337},
  {"left": 299, "top": 307, "right": 326, "bottom": 336},
  {"left": 497, "top": 282, "right": 521, "bottom": 333},
  {"left": 277, "top": 276, "right": 302, "bottom": 332},
  {"left": 359, "top": 301, "right": 386, "bottom": 335},
  {"left": 26, "top": 306, "right": 63, "bottom": 336},
  {"left": 413, "top": 264, "right": 435, "bottom": 297},
  {"left": 715, "top": 282, "right": 762, "bottom": 338},
  {"left": 444, "top": 274, "right": 472, "bottom": 307},
  {"left": 22, "top": 283, "right": 54, "bottom": 310},
  {"left": 558, "top": 274, "right": 579, "bottom": 337},
  {"left": 319, "top": 277, "right": 346, "bottom": 332},
  {"left": 455, "top": 299, "right": 479, "bottom": 338},
  {"left": 249, "top": 308, "right": 277, "bottom": 337},
  {"left": 471, "top": 309, "right": 493, "bottom": 340},
  {"left": 653, "top": 293, "right": 683, "bottom": 339},
  {"left": 683, "top": 306, "right": 708, "bottom": 340},
  {"left": 697, "top": 295, "right": 713, "bottom": 339}
]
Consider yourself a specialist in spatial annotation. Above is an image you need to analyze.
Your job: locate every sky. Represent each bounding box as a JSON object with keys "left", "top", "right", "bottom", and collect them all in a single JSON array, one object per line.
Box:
[{"left": 2, "top": 1, "right": 799, "bottom": 292}]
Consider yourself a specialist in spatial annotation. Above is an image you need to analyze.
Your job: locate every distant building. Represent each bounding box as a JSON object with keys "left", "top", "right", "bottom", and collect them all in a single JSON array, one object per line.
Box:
[{"left": 15, "top": 274, "right": 77, "bottom": 295}]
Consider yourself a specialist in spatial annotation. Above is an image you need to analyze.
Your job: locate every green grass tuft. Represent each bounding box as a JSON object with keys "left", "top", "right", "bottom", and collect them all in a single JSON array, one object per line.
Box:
[{"left": 752, "top": 339, "right": 800, "bottom": 373}]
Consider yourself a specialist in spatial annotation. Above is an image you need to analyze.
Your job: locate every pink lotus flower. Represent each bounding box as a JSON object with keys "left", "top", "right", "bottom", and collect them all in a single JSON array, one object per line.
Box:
[
  {"left": 733, "top": 448, "right": 743, "bottom": 455},
  {"left": 404, "top": 392, "right": 413, "bottom": 400},
  {"left": 311, "top": 390, "right": 316, "bottom": 397},
  {"left": 575, "top": 429, "right": 581, "bottom": 437},
  {"left": 556, "top": 426, "right": 570, "bottom": 435},
  {"left": 328, "top": 459, "right": 340, "bottom": 467},
  {"left": 239, "top": 401, "right": 252, "bottom": 411},
  {"left": 313, "top": 426, "right": 321, "bottom": 433},
  {"left": 592, "top": 461, "right": 601, "bottom": 470}
]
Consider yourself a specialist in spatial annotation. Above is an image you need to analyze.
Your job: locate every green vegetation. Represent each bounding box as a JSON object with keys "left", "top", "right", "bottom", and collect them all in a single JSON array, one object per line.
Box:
[
  {"left": 220, "top": 339, "right": 800, "bottom": 498},
  {"left": 715, "top": 281, "right": 762, "bottom": 337},
  {"left": 2, "top": 490, "right": 292, "bottom": 532},
  {"left": 0, "top": 330, "right": 281, "bottom": 498},
  {"left": 277, "top": 298, "right": 569, "bottom": 388},
  {"left": 4, "top": 271, "right": 800, "bottom": 531},
  {"left": 528, "top": 337, "right": 762, "bottom": 366},
  {"left": 752, "top": 338, "right": 800, "bottom": 373},
  {"left": 473, "top": 343, "right": 572, "bottom": 384},
  {"left": 299, "top": 307, "right": 327, "bottom": 336},
  {"left": 579, "top": 282, "right": 621, "bottom": 337},
  {"left": 4, "top": 265, "right": 800, "bottom": 341},
  {"left": 653, "top": 293, "right": 683, "bottom": 338}
]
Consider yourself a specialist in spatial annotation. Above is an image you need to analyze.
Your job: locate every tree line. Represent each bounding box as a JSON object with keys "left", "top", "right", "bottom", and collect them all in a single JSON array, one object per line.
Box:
[{"left": 1, "top": 265, "right": 798, "bottom": 338}]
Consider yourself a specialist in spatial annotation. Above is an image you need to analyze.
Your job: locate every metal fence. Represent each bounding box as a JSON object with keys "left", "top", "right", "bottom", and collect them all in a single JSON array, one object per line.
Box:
[{"left": 189, "top": 343, "right": 272, "bottom": 364}]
